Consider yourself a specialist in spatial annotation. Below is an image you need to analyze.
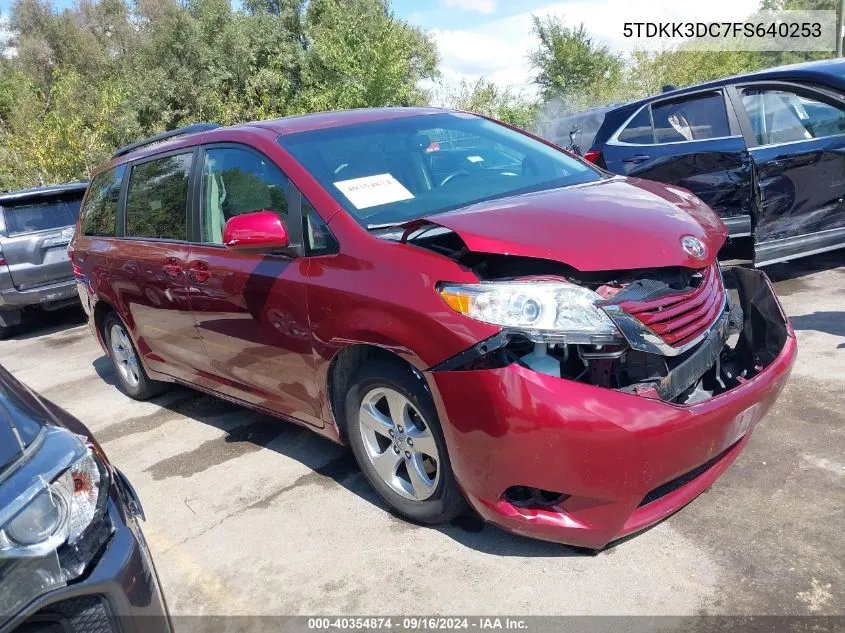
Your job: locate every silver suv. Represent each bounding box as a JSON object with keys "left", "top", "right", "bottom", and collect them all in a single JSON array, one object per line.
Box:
[{"left": 0, "top": 182, "right": 87, "bottom": 337}]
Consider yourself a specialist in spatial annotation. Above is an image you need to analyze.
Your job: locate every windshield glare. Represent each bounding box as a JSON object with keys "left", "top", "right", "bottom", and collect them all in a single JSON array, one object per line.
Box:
[{"left": 279, "top": 113, "right": 604, "bottom": 227}]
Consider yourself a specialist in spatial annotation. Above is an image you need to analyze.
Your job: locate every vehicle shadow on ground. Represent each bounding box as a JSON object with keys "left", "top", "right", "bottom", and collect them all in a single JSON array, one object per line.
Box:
[
  {"left": 759, "top": 249, "right": 845, "bottom": 284},
  {"left": 789, "top": 311, "right": 845, "bottom": 349},
  {"left": 92, "top": 357, "right": 594, "bottom": 558},
  {"left": 2, "top": 306, "right": 86, "bottom": 341}
]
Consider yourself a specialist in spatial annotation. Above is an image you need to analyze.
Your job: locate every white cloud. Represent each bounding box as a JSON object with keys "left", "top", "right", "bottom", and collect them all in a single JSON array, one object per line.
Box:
[
  {"left": 442, "top": 0, "right": 497, "bottom": 15},
  {"left": 430, "top": 0, "right": 760, "bottom": 94}
]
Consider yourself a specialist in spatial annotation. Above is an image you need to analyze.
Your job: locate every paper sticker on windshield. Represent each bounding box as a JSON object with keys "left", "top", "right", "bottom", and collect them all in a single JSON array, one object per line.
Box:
[
  {"left": 466, "top": 155, "right": 484, "bottom": 163},
  {"left": 333, "top": 174, "right": 414, "bottom": 210}
]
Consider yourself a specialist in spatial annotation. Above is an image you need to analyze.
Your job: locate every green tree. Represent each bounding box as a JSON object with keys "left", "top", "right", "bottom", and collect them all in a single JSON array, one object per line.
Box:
[
  {"left": 528, "top": 15, "right": 623, "bottom": 103},
  {"left": 443, "top": 77, "right": 538, "bottom": 130},
  {"left": 294, "top": 0, "right": 438, "bottom": 111},
  {"left": 0, "top": 69, "right": 132, "bottom": 190},
  {"left": 0, "top": 0, "right": 440, "bottom": 189}
]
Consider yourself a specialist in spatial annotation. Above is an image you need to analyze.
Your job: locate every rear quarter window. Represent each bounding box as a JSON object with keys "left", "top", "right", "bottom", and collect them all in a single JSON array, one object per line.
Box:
[
  {"left": 617, "top": 108, "right": 654, "bottom": 144},
  {"left": 81, "top": 166, "right": 126, "bottom": 236}
]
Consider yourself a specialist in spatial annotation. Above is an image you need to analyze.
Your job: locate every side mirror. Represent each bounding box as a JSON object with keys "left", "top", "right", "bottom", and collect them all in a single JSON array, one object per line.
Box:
[{"left": 223, "top": 210, "right": 289, "bottom": 252}]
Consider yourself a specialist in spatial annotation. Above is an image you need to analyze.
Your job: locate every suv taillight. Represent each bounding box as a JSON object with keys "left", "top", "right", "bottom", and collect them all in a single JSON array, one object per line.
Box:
[
  {"left": 68, "top": 249, "right": 83, "bottom": 279},
  {"left": 584, "top": 149, "right": 602, "bottom": 164}
]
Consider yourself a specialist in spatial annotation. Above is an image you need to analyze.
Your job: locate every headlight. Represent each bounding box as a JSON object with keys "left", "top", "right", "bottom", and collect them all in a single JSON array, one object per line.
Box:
[
  {"left": 3, "top": 487, "right": 69, "bottom": 548},
  {"left": 439, "top": 281, "right": 622, "bottom": 345},
  {"left": 0, "top": 427, "right": 112, "bottom": 617},
  {"left": 0, "top": 445, "right": 107, "bottom": 558}
]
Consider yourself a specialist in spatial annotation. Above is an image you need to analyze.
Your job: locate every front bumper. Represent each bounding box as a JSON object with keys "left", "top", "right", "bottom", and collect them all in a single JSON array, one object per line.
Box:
[
  {"left": 1, "top": 479, "right": 171, "bottom": 633},
  {"left": 430, "top": 268, "right": 796, "bottom": 549}
]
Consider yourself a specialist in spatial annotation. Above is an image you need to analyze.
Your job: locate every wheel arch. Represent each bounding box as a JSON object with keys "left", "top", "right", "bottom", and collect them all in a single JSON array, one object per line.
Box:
[
  {"left": 92, "top": 298, "right": 117, "bottom": 338},
  {"left": 325, "top": 342, "right": 430, "bottom": 442}
]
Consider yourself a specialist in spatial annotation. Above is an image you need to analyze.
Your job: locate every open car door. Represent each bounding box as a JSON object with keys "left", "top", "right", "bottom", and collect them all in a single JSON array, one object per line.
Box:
[{"left": 728, "top": 83, "right": 845, "bottom": 266}]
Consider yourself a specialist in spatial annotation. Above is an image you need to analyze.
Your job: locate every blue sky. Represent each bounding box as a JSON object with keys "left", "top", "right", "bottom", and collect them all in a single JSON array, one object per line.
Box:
[
  {"left": 392, "top": 0, "right": 554, "bottom": 29},
  {"left": 1, "top": 0, "right": 762, "bottom": 93}
]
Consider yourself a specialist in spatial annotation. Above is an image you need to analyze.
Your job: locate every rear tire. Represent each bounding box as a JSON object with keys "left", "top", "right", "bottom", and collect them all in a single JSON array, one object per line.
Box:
[
  {"left": 344, "top": 359, "right": 465, "bottom": 525},
  {"left": 103, "top": 313, "right": 165, "bottom": 400}
]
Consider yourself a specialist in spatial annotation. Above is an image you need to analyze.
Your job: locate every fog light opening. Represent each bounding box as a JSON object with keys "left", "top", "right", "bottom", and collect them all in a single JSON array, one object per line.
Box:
[{"left": 503, "top": 486, "right": 570, "bottom": 509}]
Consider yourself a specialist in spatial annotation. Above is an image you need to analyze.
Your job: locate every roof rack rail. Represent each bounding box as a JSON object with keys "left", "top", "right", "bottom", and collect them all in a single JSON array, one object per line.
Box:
[{"left": 112, "top": 123, "right": 222, "bottom": 159}]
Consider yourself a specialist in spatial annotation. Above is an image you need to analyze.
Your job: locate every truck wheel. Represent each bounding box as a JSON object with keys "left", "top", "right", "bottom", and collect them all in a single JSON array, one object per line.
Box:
[
  {"left": 345, "top": 360, "right": 465, "bottom": 524},
  {"left": 103, "top": 313, "right": 165, "bottom": 400}
]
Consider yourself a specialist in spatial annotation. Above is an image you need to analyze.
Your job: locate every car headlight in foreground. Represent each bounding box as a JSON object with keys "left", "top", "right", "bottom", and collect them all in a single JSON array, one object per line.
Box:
[
  {"left": 439, "top": 281, "right": 623, "bottom": 345},
  {"left": 0, "top": 426, "right": 112, "bottom": 616}
]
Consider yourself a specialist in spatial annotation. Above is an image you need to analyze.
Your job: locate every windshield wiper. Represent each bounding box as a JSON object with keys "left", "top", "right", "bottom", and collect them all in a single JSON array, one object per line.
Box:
[{"left": 366, "top": 221, "right": 407, "bottom": 231}]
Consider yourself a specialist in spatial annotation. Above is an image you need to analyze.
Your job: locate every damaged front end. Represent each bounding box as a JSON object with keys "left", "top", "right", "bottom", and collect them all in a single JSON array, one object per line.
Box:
[{"left": 416, "top": 226, "right": 790, "bottom": 406}]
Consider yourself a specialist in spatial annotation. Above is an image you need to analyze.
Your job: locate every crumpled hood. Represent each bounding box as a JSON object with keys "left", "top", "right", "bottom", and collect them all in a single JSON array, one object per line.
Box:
[{"left": 421, "top": 177, "right": 727, "bottom": 271}]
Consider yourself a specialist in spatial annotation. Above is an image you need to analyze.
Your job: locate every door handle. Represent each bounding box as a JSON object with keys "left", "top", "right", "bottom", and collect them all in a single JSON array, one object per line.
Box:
[
  {"left": 162, "top": 262, "right": 182, "bottom": 278},
  {"left": 622, "top": 155, "right": 651, "bottom": 164},
  {"left": 188, "top": 261, "right": 211, "bottom": 284}
]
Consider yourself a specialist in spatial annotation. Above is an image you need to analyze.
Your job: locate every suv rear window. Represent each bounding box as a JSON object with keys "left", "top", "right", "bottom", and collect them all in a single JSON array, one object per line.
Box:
[
  {"left": 554, "top": 108, "right": 609, "bottom": 151},
  {"left": 81, "top": 166, "right": 125, "bottom": 236},
  {"left": 1, "top": 198, "right": 81, "bottom": 235},
  {"left": 125, "top": 153, "right": 192, "bottom": 240}
]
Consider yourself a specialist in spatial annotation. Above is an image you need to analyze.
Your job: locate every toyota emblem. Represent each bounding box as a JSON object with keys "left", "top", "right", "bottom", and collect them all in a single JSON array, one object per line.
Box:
[{"left": 681, "top": 235, "right": 707, "bottom": 259}]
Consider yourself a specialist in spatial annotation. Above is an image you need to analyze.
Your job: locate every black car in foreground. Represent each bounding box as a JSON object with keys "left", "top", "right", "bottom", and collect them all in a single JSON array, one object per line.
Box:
[
  {"left": 0, "top": 183, "right": 88, "bottom": 337},
  {"left": 0, "top": 364, "right": 170, "bottom": 633},
  {"left": 554, "top": 58, "right": 845, "bottom": 267}
]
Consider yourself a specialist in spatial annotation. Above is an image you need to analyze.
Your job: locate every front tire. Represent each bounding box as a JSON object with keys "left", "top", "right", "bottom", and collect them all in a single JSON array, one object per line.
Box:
[
  {"left": 103, "top": 313, "right": 165, "bottom": 400},
  {"left": 344, "top": 360, "right": 465, "bottom": 524}
]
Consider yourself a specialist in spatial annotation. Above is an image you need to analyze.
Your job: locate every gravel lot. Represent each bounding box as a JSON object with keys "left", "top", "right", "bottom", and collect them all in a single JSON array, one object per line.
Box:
[{"left": 1, "top": 252, "right": 843, "bottom": 617}]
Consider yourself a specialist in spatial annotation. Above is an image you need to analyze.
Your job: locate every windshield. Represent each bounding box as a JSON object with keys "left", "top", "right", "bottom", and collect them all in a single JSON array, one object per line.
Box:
[
  {"left": 279, "top": 113, "right": 604, "bottom": 228},
  {"left": 1, "top": 198, "right": 82, "bottom": 235}
]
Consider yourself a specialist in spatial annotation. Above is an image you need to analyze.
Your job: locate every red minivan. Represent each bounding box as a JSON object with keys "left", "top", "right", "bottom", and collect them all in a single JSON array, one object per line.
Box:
[{"left": 70, "top": 108, "right": 796, "bottom": 549}]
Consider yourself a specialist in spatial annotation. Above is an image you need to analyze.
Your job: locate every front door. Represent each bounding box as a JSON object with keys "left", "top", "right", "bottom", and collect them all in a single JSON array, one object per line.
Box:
[
  {"left": 730, "top": 83, "right": 845, "bottom": 265},
  {"left": 186, "top": 144, "right": 323, "bottom": 427},
  {"left": 111, "top": 151, "right": 207, "bottom": 380},
  {"left": 602, "top": 90, "right": 755, "bottom": 238}
]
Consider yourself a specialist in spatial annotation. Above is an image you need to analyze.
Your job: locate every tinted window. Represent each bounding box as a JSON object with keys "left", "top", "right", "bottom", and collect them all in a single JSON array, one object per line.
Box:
[
  {"left": 125, "top": 153, "right": 192, "bottom": 240},
  {"left": 617, "top": 108, "right": 653, "bottom": 144},
  {"left": 279, "top": 113, "right": 602, "bottom": 228},
  {"left": 200, "top": 147, "right": 289, "bottom": 244},
  {"left": 2, "top": 198, "right": 81, "bottom": 235},
  {"left": 652, "top": 93, "right": 730, "bottom": 143},
  {"left": 741, "top": 88, "right": 845, "bottom": 146},
  {"left": 81, "top": 166, "right": 125, "bottom": 236}
]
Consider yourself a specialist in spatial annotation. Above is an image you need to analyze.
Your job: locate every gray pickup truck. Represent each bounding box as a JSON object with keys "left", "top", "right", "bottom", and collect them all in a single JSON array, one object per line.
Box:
[{"left": 0, "top": 182, "right": 88, "bottom": 337}]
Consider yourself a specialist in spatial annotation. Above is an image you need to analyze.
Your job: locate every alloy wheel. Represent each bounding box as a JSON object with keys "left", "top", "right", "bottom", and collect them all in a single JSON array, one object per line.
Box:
[
  {"left": 358, "top": 387, "right": 441, "bottom": 501},
  {"left": 109, "top": 323, "right": 140, "bottom": 388}
]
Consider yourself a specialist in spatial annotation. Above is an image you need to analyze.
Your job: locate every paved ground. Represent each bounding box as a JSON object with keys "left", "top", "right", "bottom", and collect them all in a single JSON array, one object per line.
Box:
[{"left": 1, "top": 252, "right": 843, "bottom": 616}]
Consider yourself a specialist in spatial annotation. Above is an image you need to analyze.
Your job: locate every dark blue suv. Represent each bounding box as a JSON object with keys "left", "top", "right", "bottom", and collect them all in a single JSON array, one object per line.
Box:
[{"left": 554, "top": 58, "right": 845, "bottom": 266}]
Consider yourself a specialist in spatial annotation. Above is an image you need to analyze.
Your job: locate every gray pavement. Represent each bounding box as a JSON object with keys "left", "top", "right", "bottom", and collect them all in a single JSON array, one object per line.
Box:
[{"left": 1, "top": 252, "right": 842, "bottom": 616}]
